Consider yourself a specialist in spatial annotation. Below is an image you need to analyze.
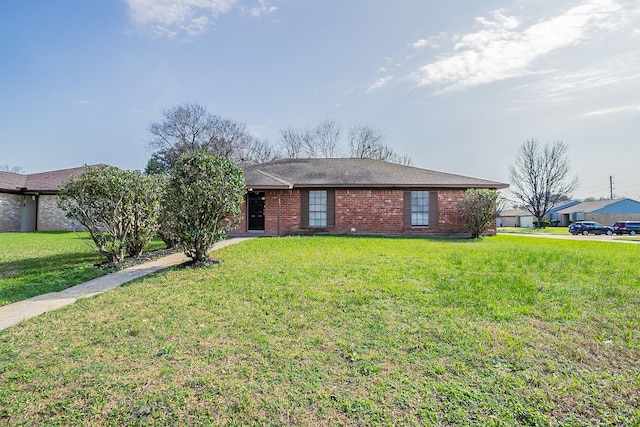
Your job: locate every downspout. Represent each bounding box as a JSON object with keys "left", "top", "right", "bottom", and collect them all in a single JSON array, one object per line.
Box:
[{"left": 277, "top": 191, "right": 281, "bottom": 236}]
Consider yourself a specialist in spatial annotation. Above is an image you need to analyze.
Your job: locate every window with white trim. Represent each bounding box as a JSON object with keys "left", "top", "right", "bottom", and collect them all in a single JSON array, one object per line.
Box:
[
  {"left": 411, "top": 191, "right": 429, "bottom": 226},
  {"left": 309, "top": 190, "right": 328, "bottom": 227}
]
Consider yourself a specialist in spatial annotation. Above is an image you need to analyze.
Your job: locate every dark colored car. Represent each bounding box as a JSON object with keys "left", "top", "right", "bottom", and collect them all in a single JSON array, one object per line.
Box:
[
  {"left": 569, "top": 221, "right": 613, "bottom": 235},
  {"left": 611, "top": 221, "right": 640, "bottom": 236}
]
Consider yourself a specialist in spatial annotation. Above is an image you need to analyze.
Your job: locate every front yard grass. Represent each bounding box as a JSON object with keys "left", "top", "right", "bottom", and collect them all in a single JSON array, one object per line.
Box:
[
  {"left": 0, "top": 232, "right": 165, "bottom": 306},
  {"left": 1, "top": 235, "right": 639, "bottom": 425},
  {"left": 498, "top": 227, "right": 569, "bottom": 235}
]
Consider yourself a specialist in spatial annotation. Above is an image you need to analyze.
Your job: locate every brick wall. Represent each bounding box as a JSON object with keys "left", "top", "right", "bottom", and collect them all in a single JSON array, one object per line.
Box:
[
  {"left": 38, "top": 195, "right": 78, "bottom": 231},
  {"left": 436, "top": 190, "right": 470, "bottom": 234},
  {"left": 334, "top": 189, "right": 404, "bottom": 233},
  {"left": 0, "top": 193, "right": 21, "bottom": 232},
  {"left": 268, "top": 190, "right": 301, "bottom": 234},
  {"left": 231, "top": 188, "right": 479, "bottom": 236},
  {"left": 0, "top": 193, "right": 86, "bottom": 232}
]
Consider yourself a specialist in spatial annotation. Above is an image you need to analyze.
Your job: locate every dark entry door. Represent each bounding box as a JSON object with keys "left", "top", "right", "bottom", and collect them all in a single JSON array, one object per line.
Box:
[{"left": 247, "top": 192, "right": 265, "bottom": 231}]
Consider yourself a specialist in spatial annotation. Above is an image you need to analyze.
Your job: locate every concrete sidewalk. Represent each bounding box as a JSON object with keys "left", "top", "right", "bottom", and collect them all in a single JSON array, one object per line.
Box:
[{"left": 0, "top": 237, "right": 252, "bottom": 331}]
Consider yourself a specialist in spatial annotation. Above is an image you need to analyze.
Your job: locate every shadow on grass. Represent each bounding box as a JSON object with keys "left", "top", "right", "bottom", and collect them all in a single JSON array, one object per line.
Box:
[{"left": 0, "top": 252, "right": 107, "bottom": 306}]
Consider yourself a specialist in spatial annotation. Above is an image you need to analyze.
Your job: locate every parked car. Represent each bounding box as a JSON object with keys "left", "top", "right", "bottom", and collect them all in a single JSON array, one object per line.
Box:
[
  {"left": 611, "top": 221, "right": 640, "bottom": 236},
  {"left": 569, "top": 221, "right": 613, "bottom": 235}
]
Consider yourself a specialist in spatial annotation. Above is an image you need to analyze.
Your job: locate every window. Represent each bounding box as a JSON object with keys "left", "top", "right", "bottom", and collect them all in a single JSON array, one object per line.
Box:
[
  {"left": 309, "top": 190, "right": 327, "bottom": 227},
  {"left": 411, "top": 191, "right": 429, "bottom": 226}
]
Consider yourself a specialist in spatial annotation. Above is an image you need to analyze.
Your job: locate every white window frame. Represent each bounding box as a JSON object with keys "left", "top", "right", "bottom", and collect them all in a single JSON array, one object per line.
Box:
[
  {"left": 309, "top": 190, "right": 328, "bottom": 227},
  {"left": 411, "top": 191, "right": 429, "bottom": 226}
]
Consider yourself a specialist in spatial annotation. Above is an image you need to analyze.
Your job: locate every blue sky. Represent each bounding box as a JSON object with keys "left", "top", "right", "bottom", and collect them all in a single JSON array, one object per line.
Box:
[{"left": 1, "top": 0, "right": 639, "bottom": 200}]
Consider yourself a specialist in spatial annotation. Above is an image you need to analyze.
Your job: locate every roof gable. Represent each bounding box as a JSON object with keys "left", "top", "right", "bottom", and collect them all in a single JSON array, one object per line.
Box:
[{"left": 244, "top": 158, "right": 508, "bottom": 190}]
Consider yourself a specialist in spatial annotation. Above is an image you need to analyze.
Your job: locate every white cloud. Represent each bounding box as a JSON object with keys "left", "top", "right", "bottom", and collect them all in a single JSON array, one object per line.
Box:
[
  {"left": 584, "top": 104, "right": 640, "bottom": 116},
  {"left": 242, "top": 0, "right": 278, "bottom": 17},
  {"left": 509, "top": 49, "right": 640, "bottom": 107},
  {"left": 367, "top": 76, "right": 394, "bottom": 93},
  {"left": 410, "top": 32, "right": 448, "bottom": 50},
  {"left": 412, "top": 39, "right": 429, "bottom": 49},
  {"left": 126, "top": 0, "right": 236, "bottom": 38},
  {"left": 411, "top": 0, "right": 626, "bottom": 91}
]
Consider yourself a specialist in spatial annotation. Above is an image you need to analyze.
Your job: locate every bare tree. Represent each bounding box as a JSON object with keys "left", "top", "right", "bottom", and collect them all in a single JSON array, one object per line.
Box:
[
  {"left": 0, "top": 164, "right": 25, "bottom": 174},
  {"left": 146, "top": 103, "right": 254, "bottom": 173},
  {"left": 509, "top": 139, "right": 578, "bottom": 228},
  {"left": 277, "top": 120, "right": 411, "bottom": 164},
  {"left": 348, "top": 123, "right": 385, "bottom": 159},
  {"left": 279, "top": 121, "right": 341, "bottom": 159},
  {"left": 313, "top": 119, "right": 342, "bottom": 158},
  {"left": 279, "top": 127, "right": 307, "bottom": 159},
  {"left": 392, "top": 153, "right": 413, "bottom": 166},
  {"left": 239, "top": 137, "right": 282, "bottom": 165},
  {"left": 347, "top": 123, "right": 411, "bottom": 165}
]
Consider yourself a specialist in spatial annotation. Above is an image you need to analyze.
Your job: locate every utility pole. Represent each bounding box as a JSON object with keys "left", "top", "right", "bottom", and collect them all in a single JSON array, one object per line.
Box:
[{"left": 610, "top": 175, "right": 613, "bottom": 200}]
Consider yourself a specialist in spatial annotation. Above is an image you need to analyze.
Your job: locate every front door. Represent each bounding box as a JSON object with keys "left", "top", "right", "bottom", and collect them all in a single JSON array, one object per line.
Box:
[
  {"left": 247, "top": 192, "right": 265, "bottom": 231},
  {"left": 20, "top": 195, "right": 37, "bottom": 232}
]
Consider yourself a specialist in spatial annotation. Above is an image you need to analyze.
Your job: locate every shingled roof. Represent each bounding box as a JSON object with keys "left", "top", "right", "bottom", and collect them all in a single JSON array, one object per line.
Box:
[
  {"left": 243, "top": 158, "right": 508, "bottom": 190},
  {"left": 0, "top": 166, "right": 91, "bottom": 194}
]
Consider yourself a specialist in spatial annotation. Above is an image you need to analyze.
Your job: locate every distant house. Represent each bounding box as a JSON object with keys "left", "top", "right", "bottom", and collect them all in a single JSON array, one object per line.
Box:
[
  {"left": 497, "top": 209, "right": 534, "bottom": 228},
  {"left": 497, "top": 200, "right": 582, "bottom": 228},
  {"left": 0, "top": 166, "right": 90, "bottom": 232},
  {"left": 552, "top": 198, "right": 640, "bottom": 226},
  {"left": 546, "top": 200, "right": 581, "bottom": 222},
  {"left": 232, "top": 158, "right": 508, "bottom": 237}
]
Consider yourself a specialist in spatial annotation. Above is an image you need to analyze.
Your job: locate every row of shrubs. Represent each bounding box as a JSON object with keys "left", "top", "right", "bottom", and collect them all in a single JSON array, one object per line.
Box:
[{"left": 57, "top": 151, "right": 245, "bottom": 265}]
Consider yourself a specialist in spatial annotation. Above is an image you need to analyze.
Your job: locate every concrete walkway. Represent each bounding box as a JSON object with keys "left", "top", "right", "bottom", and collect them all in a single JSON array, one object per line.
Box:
[{"left": 0, "top": 237, "right": 252, "bottom": 331}]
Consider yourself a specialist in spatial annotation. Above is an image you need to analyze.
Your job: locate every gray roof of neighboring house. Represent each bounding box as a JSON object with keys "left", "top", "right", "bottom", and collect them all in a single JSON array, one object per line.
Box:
[
  {"left": 547, "top": 200, "right": 581, "bottom": 214},
  {"left": 243, "top": 158, "right": 509, "bottom": 190},
  {"left": 0, "top": 166, "right": 90, "bottom": 194}
]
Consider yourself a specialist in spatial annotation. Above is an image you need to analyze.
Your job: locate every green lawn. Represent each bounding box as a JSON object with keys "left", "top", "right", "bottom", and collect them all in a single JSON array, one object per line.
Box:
[
  {"left": 0, "top": 232, "right": 165, "bottom": 306},
  {"left": 0, "top": 232, "right": 107, "bottom": 306},
  {"left": 498, "top": 227, "right": 640, "bottom": 242},
  {"left": 498, "top": 227, "right": 570, "bottom": 235},
  {"left": 1, "top": 235, "right": 639, "bottom": 426}
]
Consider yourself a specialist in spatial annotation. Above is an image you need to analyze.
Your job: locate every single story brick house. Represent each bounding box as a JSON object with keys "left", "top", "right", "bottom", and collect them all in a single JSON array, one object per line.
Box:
[
  {"left": 2, "top": 159, "right": 509, "bottom": 236},
  {"left": 0, "top": 166, "right": 90, "bottom": 232},
  {"left": 231, "top": 158, "right": 508, "bottom": 237}
]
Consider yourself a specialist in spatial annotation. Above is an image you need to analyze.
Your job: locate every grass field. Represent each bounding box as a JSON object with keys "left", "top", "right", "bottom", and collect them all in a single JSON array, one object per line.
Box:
[
  {"left": 1, "top": 235, "right": 639, "bottom": 425},
  {"left": 0, "top": 232, "right": 165, "bottom": 306},
  {"left": 498, "top": 227, "right": 569, "bottom": 235},
  {"left": 498, "top": 227, "right": 640, "bottom": 242},
  {"left": 0, "top": 232, "right": 107, "bottom": 306}
]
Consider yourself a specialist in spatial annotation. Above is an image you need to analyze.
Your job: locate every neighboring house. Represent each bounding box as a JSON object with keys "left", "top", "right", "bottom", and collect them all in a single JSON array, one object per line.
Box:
[
  {"left": 497, "top": 209, "right": 534, "bottom": 228},
  {"left": 497, "top": 201, "right": 581, "bottom": 228},
  {"left": 552, "top": 198, "right": 640, "bottom": 226},
  {"left": 0, "top": 166, "right": 89, "bottom": 232},
  {"left": 232, "top": 158, "right": 508, "bottom": 237},
  {"left": 545, "top": 200, "right": 581, "bottom": 223}
]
